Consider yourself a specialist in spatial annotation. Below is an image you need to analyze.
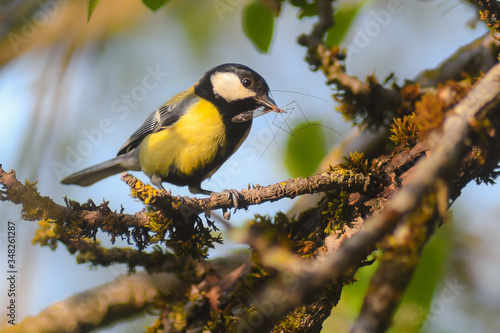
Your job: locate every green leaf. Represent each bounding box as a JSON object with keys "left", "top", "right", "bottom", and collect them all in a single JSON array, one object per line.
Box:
[
  {"left": 289, "top": 0, "right": 307, "bottom": 6},
  {"left": 170, "top": 0, "right": 220, "bottom": 53},
  {"left": 87, "top": 0, "right": 100, "bottom": 21},
  {"left": 242, "top": 1, "right": 275, "bottom": 53},
  {"left": 325, "top": 2, "right": 363, "bottom": 46},
  {"left": 142, "top": 0, "right": 169, "bottom": 12},
  {"left": 392, "top": 225, "right": 451, "bottom": 331},
  {"left": 284, "top": 121, "right": 327, "bottom": 178},
  {"left": 325, "top": 260, "right": 379, "bottom": 327},
  {"left": 289, "top": 0, "right": 317, "bottom": 18}
]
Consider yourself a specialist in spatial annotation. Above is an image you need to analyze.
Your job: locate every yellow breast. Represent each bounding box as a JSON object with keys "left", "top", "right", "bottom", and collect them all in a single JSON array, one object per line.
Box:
[{"left": 138, "top": 98, "right": 226, "bottom": 179}]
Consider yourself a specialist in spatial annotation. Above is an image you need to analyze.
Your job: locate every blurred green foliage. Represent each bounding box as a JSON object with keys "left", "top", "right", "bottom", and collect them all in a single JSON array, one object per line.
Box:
[
  {"left": 284, "top": 121, "right": 327, "bottom": 177},
  {"left": 242, "top": 1, "right": 275, "bottom": 53},
  {"left": 326, "top": 1, "right": 364, "bottom": 46},
  {"left": 323, "top": 223, "right": 451, "bottom": 332},
  {"left": 87, "top": 0, "right": 100, "bottom": 21},
  {"left": 87, "top": 0, "right": 277, "bottom": 54},
  {"left": 392, "top": 223, "right": 452, "bottom": 332},
  {"left": 290, "top": 0, "right": 318, "bottom": 18},
  {"left": 142, "top": 0, "right": 170, "bottom": 11},
  {"left": 169, "top": 0, "right": 221, "bottom": 53},
  {"left": 87, "top": 0, "right": 170, "bottom": 20}
]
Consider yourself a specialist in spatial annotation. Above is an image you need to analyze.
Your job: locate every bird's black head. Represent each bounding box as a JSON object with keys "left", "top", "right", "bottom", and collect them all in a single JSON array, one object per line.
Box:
[{"left": 194, "top": 63, "right": 279, "bottom": 120}]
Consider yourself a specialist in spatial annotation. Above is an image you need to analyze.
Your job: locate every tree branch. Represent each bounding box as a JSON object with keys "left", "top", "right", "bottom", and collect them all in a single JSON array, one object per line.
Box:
[
  {"left": 474, "top": 0, "right": 500, "bottom": 35},
  {"left": 351, "top": 186, "right": 444, "bottom": 333},
  {"left": 60, "top": 238, "right": 178, "bottom": 272},
  {"left": 2, "top": 272, "right": 182, "bottom": 333},
  {"left": 297, "top": 0, "right": 334, "bottom": 66},
  {"left": 121, "top": 169, "right": 372, "bottom": 213},
  {"left": 245, "top": 61, "right": 500, "bottom": 331},
  {"left": 0, "top": 164, "right": 372, "bottom": 254},
  {"left": 0, "top": 166, "right": 148, "bottom": 228}
]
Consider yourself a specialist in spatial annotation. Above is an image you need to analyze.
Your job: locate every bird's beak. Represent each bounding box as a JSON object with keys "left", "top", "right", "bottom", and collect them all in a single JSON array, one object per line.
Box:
[
  {"left": 231, "top": 94, "right": 284, "bottom": 123},
  {"left": 255, "top": 94, "right": 281, "bottom": 112}
]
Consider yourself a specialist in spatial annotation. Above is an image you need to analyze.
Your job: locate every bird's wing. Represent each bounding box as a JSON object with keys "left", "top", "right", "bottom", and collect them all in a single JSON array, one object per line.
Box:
[{"left": 117, "top": 88, "right": 198, "bottom": 155}]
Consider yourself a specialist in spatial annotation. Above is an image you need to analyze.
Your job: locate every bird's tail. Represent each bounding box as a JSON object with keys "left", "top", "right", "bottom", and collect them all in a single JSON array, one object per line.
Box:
[{"left": 61, "top": 152, "right": 140, "bottom": 187}]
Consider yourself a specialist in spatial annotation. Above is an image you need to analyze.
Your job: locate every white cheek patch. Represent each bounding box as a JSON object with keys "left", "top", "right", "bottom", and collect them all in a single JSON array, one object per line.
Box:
[{"left": 211, "top": 72, "right": 256, "bottom": 102}]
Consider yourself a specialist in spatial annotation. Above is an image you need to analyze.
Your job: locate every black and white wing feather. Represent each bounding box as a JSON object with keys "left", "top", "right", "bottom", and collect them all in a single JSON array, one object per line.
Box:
[{"left": 117, "top": 89, "right": 198, "bottom": 155}]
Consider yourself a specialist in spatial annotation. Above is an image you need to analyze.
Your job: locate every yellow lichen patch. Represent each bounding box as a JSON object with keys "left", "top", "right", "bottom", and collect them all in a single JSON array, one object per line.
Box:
[
  {"left": 166, "top": 303, "right": 189, "bottom": 331},
  {"left": 205, "top": 311, "right": 238, "bottom": 332},
  {"left": 32, "top": 219, "right": 65, "bottom": 250},
  {"left": 479, "top": 9, "right": 500, "bottom": 38},
  {"left": 146, "top": 212, "right": 172, "bottom": 243},
  {"left": 389, "top": 114, "right": 419, "bottom": 146},
  {"left": 123, "top": 174, "right": 222, "bottom": 259},
  {"left": 413, "top": 79, "right": 472, "bottom": 136},
  {"left": 296, "top": 239, "right": 318, "bottom": 258},
  {"left": 322, "top": 190, "right": 353, "bottom": 234},
  {"left": 413, "top": 94, "right": 445, "bottom": 135},
  {"left": 339, "top": 151, "right": 371, "bottom": 175},
  {"left": 273, "top": 306, "right": 308, "bottom": 332},
  {"left": 18, "top": 179, "right": 60, "bottom": 221},
  {"left": 128, "top": 177, "right": 161, "bottom": 205}
]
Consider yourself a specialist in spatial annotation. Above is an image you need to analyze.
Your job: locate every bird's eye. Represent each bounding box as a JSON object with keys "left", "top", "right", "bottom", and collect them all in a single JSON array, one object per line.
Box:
[{"left": 241, "top": 78, "right": 253, "bottom": 88}]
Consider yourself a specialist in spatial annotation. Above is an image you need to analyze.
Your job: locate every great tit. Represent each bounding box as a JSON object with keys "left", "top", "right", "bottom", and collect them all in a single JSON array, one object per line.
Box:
[{"left": 61, "top": 63, "right": 282, "bottom": 196}]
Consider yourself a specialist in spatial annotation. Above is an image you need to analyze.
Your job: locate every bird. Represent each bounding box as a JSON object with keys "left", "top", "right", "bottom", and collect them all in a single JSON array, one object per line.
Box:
[{"left": 61, "top": 63, "right": 282, "bottom": 200}]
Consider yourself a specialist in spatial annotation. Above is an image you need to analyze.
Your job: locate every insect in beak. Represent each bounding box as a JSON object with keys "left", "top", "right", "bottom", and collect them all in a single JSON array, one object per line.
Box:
[{"left": 231, "top": 95, "right": 284, "bottom": 123}]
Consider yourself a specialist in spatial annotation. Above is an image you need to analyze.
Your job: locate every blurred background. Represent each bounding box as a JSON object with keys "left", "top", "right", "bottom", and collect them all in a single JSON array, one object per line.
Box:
[{"left": 0, "top": 0, "right": 497, "bottom": 332}]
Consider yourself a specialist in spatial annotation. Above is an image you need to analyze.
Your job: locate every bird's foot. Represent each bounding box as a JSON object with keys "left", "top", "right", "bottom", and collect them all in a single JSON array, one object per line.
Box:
[
  {"left": 150, "top": 175, "right": 167, "bottom": 192},
  {"left": 222, "top": 189, "right": 241, "bottom": 210},
  {"left": 219, "top": 189, "right": 242, "bottom": 219}
]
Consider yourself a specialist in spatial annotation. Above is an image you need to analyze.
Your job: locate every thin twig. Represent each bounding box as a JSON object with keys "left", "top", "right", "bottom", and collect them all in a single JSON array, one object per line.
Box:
[
  {"left": 0, "top": 166, "right": 149, "bottom": 228},
  {"left": 121, "top": 170, "right": 372, "bottom": 213}
]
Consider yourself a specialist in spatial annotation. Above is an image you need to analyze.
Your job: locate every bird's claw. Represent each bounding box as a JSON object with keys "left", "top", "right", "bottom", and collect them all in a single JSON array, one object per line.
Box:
[{"left": 222, "top": 189, "right": 241, "bottom": 213}]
